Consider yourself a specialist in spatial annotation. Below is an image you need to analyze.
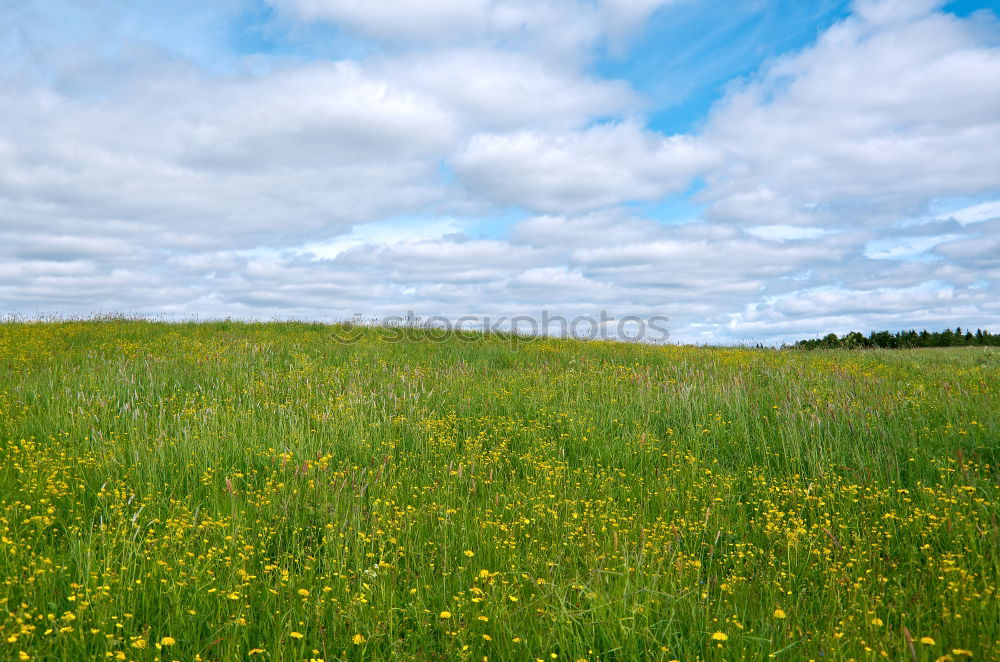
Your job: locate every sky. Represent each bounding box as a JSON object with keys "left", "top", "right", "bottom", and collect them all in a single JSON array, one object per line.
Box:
[{"left": 1, "top": 0, "right": 999, "bottom": 344}]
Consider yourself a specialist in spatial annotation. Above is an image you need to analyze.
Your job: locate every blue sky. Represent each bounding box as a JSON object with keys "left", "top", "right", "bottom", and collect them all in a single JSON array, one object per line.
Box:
[
  {"left": 600, "top": 1, "right": 853, "bottom": 131},
  {"left": 1, "top": 0, "right": 999, "bottom": 343}
]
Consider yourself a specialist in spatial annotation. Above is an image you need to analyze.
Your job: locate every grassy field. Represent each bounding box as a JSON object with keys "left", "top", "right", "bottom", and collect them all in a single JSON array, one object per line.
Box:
[{"left": 0, "top": 321, "right": 997, "bottom": 661}]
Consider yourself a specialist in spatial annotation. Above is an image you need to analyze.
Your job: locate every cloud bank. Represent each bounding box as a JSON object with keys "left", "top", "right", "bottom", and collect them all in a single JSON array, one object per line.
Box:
[{"left": 1, "top": 0, "right": 998, "bottom": 344}]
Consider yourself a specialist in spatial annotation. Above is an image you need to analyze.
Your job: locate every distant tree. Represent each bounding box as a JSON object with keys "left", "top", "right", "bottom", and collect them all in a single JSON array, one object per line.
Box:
[
  {"left": 869, "top": 330, "right": 894, "bottom": 348},
  {"left": 793, "top": 326, "right": 996, "bottom": 350},
  {"left": 843, "top": 331, "right": 866, "bottom": 348}
]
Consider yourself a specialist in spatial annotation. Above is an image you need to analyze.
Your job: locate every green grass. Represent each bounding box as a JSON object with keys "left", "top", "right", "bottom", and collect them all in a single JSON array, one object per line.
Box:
[{"left": 0, "top": 320, "right": 997, "bottom": 661}]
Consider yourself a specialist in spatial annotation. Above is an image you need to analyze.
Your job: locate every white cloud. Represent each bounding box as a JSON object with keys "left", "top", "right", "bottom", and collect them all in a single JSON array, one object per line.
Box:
[
  {"left": 863, "top": 234, "right": 963, "bottom": 260},
  {"left": 275, "top": 0, "right": 491, "bottom": 42},
  {"left": 0, "top": 62, "right": 459, "bottom": 245},
  {"left": 377, "top": 49, "right": 639, "bottom": 131},
  {"left": 510, "top": 211, "right": 663, "bottom": 246},
  {"left": 270, "top": 0, "right": 601, "bottom": 63},
  {"left": 272, "top": 0, "right": 681, "bottom": 62},
  {"left": 452, "top": 122, "right": 719, "bottom": 213},
  {"left": 933, "top": 219, "right": 1000, "bottom": 269},
  {"left": 945, "top": 200, "right": 1000, "bottom": 225},
  {"left": 702, "top": 5, "right": 1000, "bottom": 225},
  {"left": 851, "top": 0, "right": 945, "bottom": 27},
  {"left": 745, "top": 225, "right": 836, "bottom": 242}
]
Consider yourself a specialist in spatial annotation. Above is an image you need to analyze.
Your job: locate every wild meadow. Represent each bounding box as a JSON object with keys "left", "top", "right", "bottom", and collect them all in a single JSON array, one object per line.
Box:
[{"left": 0, "top": 320, "right": 996, "bottom": 661}]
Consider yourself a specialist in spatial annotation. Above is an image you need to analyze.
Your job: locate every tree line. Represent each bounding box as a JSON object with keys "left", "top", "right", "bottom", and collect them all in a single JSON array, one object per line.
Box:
[{"left": 793, "top": 327, "right": 1000, "bottom": 349}]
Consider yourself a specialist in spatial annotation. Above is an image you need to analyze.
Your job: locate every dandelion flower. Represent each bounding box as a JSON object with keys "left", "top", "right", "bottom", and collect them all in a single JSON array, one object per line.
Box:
[
  {"left": 352, "top": 634, "right": 365, "bottom": 645},
  {"left": 161, "top": 636, "right": 176, "bottom": 646},
  {"left": 439, "top": 611, "right": 452, "bottom": 619},
  {"left": 482, "top": 634, "right": 492, "bottom": 641},
  {"left": 298, "top": 589, "right": 310, "bottom": 597},
  {"left": 711, "top": 632, "right": 728, "bottom": 642},
  {"left": 464, "top": 550, "right": 475, "bottom": 557},
  {"left": 951, "top": 650, "right": 973, "bottom": 657},
  {"left": 290, "top": 631, "right": 304, "bottom": 639},
  {"left": 920, "top": 637, "right": 936, "bottom": 645},
  {"left": 871, "top": 617, "right": 884, "bottom": 627},
  {"left": 773, "top": 609, "right": 787, "bottom": 619}
]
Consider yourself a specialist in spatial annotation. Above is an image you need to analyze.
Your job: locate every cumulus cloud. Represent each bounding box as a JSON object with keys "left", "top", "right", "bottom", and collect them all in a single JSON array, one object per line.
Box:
[
  {"left": 0, "top": 62, "right": 460, "bottom": 247},
  {"left": 376, "top": 49, "right": 640, "bottom": 131},
  {"left": 452, "top": 122, "right": 719, "bottom": 213},
  {"left": 275, "top": 0, "right": 492, "bottom": 42},
  {"left": 933, "top": 219, "right": 1000, "bottom": 269},
  {"left": 701, "top": 4, "right": 1000, "bottom": 225},
  {"left": 272, "top": 0, "right": 680, "bottom": 61},
  {"left": 851, "top": 0, "right": 946, "bottom": 26},
  {"left": 269, "top": 0, "right": 602, "bottom": 63}
]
